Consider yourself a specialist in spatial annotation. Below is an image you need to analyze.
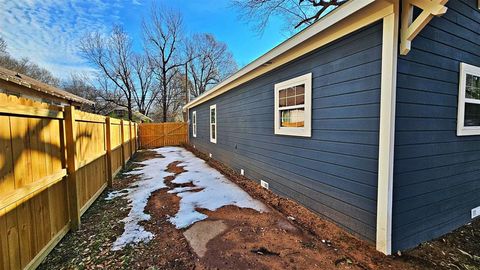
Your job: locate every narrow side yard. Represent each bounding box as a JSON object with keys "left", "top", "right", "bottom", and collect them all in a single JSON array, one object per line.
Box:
[{"left": 39, "top": 147, "right": 480, "bottom": 270}]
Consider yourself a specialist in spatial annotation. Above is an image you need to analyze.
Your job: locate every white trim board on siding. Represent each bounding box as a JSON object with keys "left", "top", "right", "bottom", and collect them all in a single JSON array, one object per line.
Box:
[{"left": 376, "top": 1, "right": 399, "bottom": 255}]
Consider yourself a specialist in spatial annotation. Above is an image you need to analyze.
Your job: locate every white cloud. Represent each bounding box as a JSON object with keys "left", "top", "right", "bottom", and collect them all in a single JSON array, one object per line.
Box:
[{"left": 0, "top": 0, "right": 126, "bottom": 79}]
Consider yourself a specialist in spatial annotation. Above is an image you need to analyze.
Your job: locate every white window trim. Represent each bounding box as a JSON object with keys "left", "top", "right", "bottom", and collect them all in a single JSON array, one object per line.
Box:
[
  {"left": 457, "top": 63, "right": 480, "bottom": 136},
  {"left": 274, "top": 73, "right": 312, "bottom": 137},
  {"left": 210, "top": 104, "right": 217, "bottom": 143},
  {"left": 192, "top": 111, "right": 197, "bottom": 138}
]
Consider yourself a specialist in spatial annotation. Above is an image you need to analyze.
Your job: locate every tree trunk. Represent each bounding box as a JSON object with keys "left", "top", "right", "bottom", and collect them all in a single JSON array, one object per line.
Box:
[
  {"left": 162, "top": 77, "right": 167, "bottom": 123},
  {"left": 127, "top": 99, "right": 133, "bottom": 121}
]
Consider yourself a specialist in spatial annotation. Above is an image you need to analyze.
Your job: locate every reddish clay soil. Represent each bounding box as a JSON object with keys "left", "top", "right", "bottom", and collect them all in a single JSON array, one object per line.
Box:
[
  {"left": 39, "top": 148, "right": 480, "bottom": 270},
  {"left": 182, "top": 144, "right": 421, "bottom": 270},
  {"left": 197, "top": 205, "right": 364, "bottom": 270},
  {"left": 183, "top": 143, "right": 480, "bottom": 270},
  {"left": 164, "top": 162, "right": 366, "bottom": 270},
  {"left": 135, "top": 161, "right": 197, "bottom": 269}
]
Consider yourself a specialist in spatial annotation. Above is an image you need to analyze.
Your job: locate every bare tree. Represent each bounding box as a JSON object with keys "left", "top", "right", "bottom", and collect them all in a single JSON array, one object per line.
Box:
[
  {"left": 233, "top": 0, "right": 347, "bottom": 33},
  {"left": 0, "top": 39, "right": 60, "bottom": 86},
  {"left": 150, "top": 71, "right": 186, "bottom": 122},
  {"left": 186, "top": 34, "right": 238, "bottom": 97},
  {"left": 79, "top": 25, "right": 156, "bottom": 120},
  {"left": 132, "top": 54, "right": 157, "bottom": 116},
  {"left": 0, "top": 37, "right": 6, "bottom": 55},
  {"left": 0, "top": 37, "right": 60, "bottom": 85},
  {"left": 143, "top": 6, "right": 185, "bottom": 122},
  {"left": 62, "top": 73, "right": 116, "bottom": 114}
]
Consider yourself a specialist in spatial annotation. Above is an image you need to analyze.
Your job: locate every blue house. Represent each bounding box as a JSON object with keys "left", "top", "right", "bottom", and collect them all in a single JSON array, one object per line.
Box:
[{"left": 184, "top": 0, "right": 480, "bottom": 254}]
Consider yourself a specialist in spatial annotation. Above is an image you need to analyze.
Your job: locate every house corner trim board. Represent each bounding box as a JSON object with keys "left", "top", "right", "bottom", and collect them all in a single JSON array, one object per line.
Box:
[{"left": 376, "top": 0, "right": 399, "bottom": 255}]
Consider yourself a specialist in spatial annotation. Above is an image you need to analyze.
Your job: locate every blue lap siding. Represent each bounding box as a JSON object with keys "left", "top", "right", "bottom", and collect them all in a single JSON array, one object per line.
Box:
[
  {"left": 189, "top": 23, "right": 383, "bottom": 242},
  {"left": 393, "top": 0, "right": 480, "bottom": 251}
]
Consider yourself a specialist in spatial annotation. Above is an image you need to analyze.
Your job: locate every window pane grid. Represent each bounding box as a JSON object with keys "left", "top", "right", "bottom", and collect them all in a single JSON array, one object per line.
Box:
[{"left": 279, "top": 85, "right": 305, "bottom": 108}]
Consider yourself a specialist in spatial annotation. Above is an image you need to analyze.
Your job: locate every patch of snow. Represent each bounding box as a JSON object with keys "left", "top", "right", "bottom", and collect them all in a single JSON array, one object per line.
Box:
[
  {"left": 110, "top": 146, "right": 267, "bottom": 250},
  {"left": 167, "top": 148, "right": 268, "bottom": 229},
  {"left": 105, "top": 189, "right": 129, "bottom": 201},
  {"left": 111, "top": 147, "right": 178, "bottom": 251}
]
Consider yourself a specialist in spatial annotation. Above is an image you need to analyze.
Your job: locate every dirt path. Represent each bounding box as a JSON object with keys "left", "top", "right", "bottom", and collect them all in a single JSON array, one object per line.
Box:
[{"left": 38, "top": 148, "right": 480, "bottom": 270}]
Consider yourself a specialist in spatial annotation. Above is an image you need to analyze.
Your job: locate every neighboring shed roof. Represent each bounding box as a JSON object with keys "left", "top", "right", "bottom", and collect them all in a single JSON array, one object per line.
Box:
[
  {"left": 0, "top": 66, "right": 94, "bottom": 105},
  {"left": 184, "top": 0, "right": 382, "bottom": 109},
  {"left": 108, "top": 107, "right": 154, "bottom": 122}
]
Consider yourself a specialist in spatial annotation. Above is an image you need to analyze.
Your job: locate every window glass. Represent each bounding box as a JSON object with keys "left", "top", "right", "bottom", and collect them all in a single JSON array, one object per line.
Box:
[
  {"left": 464, "top": 103, "right": 480, "bottom": 126},
  {"left": 280, "top": 109, "right": 305, "bottom": 127},
  {"left": 211, "top": 125, "right": 216, "bottom": 139},
  {"left": 210, "top": 108, "right": 216, "bottom": 123},
  {"left": 466, "top": 74, "right": 480, "bottom": 100},
  {"left": 279, "top": 85, "right": 305, "bottom": 108}
]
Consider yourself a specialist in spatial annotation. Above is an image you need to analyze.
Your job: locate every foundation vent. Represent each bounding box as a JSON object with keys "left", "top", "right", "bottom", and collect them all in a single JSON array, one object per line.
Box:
[{"left": 260, "top": 180, "right": 269, "bottom": 190}]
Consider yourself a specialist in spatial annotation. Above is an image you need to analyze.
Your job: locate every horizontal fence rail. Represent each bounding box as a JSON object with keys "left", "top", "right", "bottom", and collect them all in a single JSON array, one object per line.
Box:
[
  {"left": 0, "top": 93, "right": 138, "bottom": 270},
  {"left": 138, "top": 122, "right": 188, "bottom": 149}
]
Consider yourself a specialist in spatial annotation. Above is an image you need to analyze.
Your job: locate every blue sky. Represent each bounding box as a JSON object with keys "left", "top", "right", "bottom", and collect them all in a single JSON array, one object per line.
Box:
[{"left": 0, "top": 0, "right": 290, "bottom": 79}]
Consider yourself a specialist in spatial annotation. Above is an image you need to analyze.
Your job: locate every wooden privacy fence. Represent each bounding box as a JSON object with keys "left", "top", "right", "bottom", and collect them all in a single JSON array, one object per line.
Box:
[
  {"left": 0, "top": 93, "right": 138, "bottom": 270},
  {"left": 138, "top": 122, "right": 188, "bottom": 149}
]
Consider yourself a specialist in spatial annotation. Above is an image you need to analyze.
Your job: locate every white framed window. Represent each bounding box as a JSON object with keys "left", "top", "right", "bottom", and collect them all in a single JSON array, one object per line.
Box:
[
  {"left": 457, "top": 63, "right": 480, "bottom": 136},
  {"left": 210, "top": 104, "right": 217, "bottom": 143},
  {"left": 192, "top": 111, "right": 197, "bottom": 138},
  {"left": 274, "top": 73, "right": 312, "bottom": 137}
]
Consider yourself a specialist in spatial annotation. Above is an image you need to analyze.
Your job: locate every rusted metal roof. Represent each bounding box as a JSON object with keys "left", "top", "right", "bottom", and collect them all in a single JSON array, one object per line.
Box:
[{"left": 0, "top": 66, "right": 94, "bottom": 105}]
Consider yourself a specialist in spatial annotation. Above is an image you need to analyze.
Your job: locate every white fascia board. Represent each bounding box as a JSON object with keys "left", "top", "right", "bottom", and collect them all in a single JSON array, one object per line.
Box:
[{"left": 183, "top": 0, "right": 376, "bottom": 110}]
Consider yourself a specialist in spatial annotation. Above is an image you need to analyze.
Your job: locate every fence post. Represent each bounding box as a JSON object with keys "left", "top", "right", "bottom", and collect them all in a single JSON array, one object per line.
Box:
[
  {"left": 105, "top": 117, "right": 113, "bottom": 187},
  {"left": 135, "top": 123, "right": 138, "bottom": 150},
  {"left": 120, "top": 119, "right": 126, "bottom": 169},
  {"left": 163, "top": 124, "right": 166, "bottom": 147},
  {"left": 64, "top": 106, "right": 81, "bottom": 230},
  {"left": 129, "top": 121, "right": 133, "bottom": 156}
]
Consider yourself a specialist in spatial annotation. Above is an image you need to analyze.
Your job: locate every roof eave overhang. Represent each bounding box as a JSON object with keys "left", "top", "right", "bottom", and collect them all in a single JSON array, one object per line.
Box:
[{"left": 184, "top": 0, "right": 382, "bottom": 110}]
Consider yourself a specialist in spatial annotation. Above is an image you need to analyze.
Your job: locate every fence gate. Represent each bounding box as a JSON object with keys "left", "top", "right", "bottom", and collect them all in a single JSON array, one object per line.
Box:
[{"left": 138, "top": 122, "right": 188, "bottom": 149}]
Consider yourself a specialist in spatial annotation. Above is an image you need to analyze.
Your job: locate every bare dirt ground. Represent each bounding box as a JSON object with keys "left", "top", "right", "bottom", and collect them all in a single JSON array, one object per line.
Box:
[{"left": 38, "top": 146, "right": 480, "bottom": 270}]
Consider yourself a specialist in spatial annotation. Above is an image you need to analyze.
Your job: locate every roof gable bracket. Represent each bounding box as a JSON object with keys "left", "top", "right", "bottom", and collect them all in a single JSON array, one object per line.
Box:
[{"left": 400, "top": 0, "right": 448, "bottom": 55}]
